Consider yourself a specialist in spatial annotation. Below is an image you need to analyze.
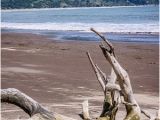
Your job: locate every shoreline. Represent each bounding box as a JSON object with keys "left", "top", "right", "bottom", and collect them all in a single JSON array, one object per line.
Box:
[
  {"left": 1, "top": 5, "right": 157, "bottom": 12},
  {"left": 1, "top": 29, "right": 159, "bottom": 44},
  {"left": 2, "top": 28, "right": 159, "bottom": 35}
]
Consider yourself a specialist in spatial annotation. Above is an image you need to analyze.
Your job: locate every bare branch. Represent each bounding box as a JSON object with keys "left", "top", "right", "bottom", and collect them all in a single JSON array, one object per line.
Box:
[
  {"left": 1, "top": 88, "right": 54, "bottom": 119},
  {"left": 141, "top": 109, "right": 152, "bottom": 119},
  {"left": 86, "top": 51, "right": 105, "bottom": 91},
  {"left": 1, "top": 88, "right": 77, "bottom": 120},
  {"left": 90, "top": 28, "right": 115, "bottom": 55},
  {"left": 95, "top": 64, "right": 107, "bottom": 82},
  {"left": 141, "top": 109, "right": 160, "bottom": 120}
]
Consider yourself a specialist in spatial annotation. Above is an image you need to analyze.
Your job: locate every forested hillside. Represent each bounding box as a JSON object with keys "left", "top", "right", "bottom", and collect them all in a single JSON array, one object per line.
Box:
[{"left": 1, "top": 0, "right": 159, "bottom": 9}]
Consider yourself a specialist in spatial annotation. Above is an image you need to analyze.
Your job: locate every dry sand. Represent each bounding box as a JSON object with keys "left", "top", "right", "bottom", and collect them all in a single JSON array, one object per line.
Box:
[{"left": 1, "top": 32, "right": 159, "bottom": 120}]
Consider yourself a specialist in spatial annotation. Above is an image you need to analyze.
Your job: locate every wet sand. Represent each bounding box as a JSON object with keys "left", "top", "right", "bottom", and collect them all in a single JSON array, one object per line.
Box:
[{"left": 1, "top": 32, "right": 159, "bottom": 119}]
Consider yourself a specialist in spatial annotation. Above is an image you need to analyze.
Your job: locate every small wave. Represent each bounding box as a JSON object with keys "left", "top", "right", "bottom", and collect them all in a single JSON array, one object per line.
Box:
[
  {"left": 1, "top": 22, "right": 159, "bottom": 33},
  {"left": 1, "top": 5, "right": 150, "bottom": 12}
]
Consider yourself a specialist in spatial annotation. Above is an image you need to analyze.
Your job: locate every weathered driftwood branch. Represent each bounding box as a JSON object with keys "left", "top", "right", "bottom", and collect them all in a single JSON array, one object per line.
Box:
[
  {"left": 90, "top": 28, "right": 114, "bottom": 54},
  {"left": 95, "top": 64, "right": 107, "bottom": 82},
  {"left": 90, "top": 28, "right": 115, "bottom": 57},
  {"left": 87, "top": 52, "right": 105, "bottom": 92},
  {"left": 141, "top": 109, "right": 160, "bottom": 120},
  {"left": 82, "top": 100, "right": 91, "bottom": 120},
  {"left": 141, "top": 109, "right": 152, "bottom": 119},
  {"left": 1, "top": 88, "right": 54, "bottom": 120},
  {"left": 1, "top": 88, "right": 77, "bottom": 120}
]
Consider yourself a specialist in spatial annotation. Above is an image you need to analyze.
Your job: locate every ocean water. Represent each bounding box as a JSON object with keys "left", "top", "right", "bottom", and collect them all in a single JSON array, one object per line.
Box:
[{"left": 1, "top": 6, "right": 159, "bottom": 43}]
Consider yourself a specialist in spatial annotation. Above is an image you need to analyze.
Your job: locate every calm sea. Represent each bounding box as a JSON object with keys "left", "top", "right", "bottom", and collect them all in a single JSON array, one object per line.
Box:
[{"left": 1, "top": 6, "right": 159, "bottom": 43}]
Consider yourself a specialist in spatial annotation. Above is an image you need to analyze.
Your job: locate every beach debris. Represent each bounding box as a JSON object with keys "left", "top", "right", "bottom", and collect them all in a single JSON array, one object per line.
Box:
[
  {"left": 88, "top": 28, "right": 140, "bottom": 120},
  {"left": 1, "top": 88, "right": 54, "bottom": 120},
  {"left": 85, "top": 28, "right": 159, "bottom": 120}
]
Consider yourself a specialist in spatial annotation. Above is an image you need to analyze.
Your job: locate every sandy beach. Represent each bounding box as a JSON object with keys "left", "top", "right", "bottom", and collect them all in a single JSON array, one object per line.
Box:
[{"left": 1, "top": 32, "right": 159, "bottom": 120}]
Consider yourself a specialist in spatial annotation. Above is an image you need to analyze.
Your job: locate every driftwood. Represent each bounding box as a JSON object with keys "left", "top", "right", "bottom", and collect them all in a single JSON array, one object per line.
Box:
[
  {"left": 82, "top": 100, "right": 91, "bottom": 120},
  {"left": 1, "top": 28, "right": 159, "bottom": 120},
  {"left": 87, "top": 51, "right": 119, "bottom": 120},
  {"left": 1, "top": 88, "right": 53, "bottom": 120},
  {"left": 88, "top": 28, "right": 159, "bottom": 120},
  {"left": 90, "top": 28, "right": 140, "bottom": 120},
  {"left": 1, "top": 88, "right": 76, "bottom": 120}
]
